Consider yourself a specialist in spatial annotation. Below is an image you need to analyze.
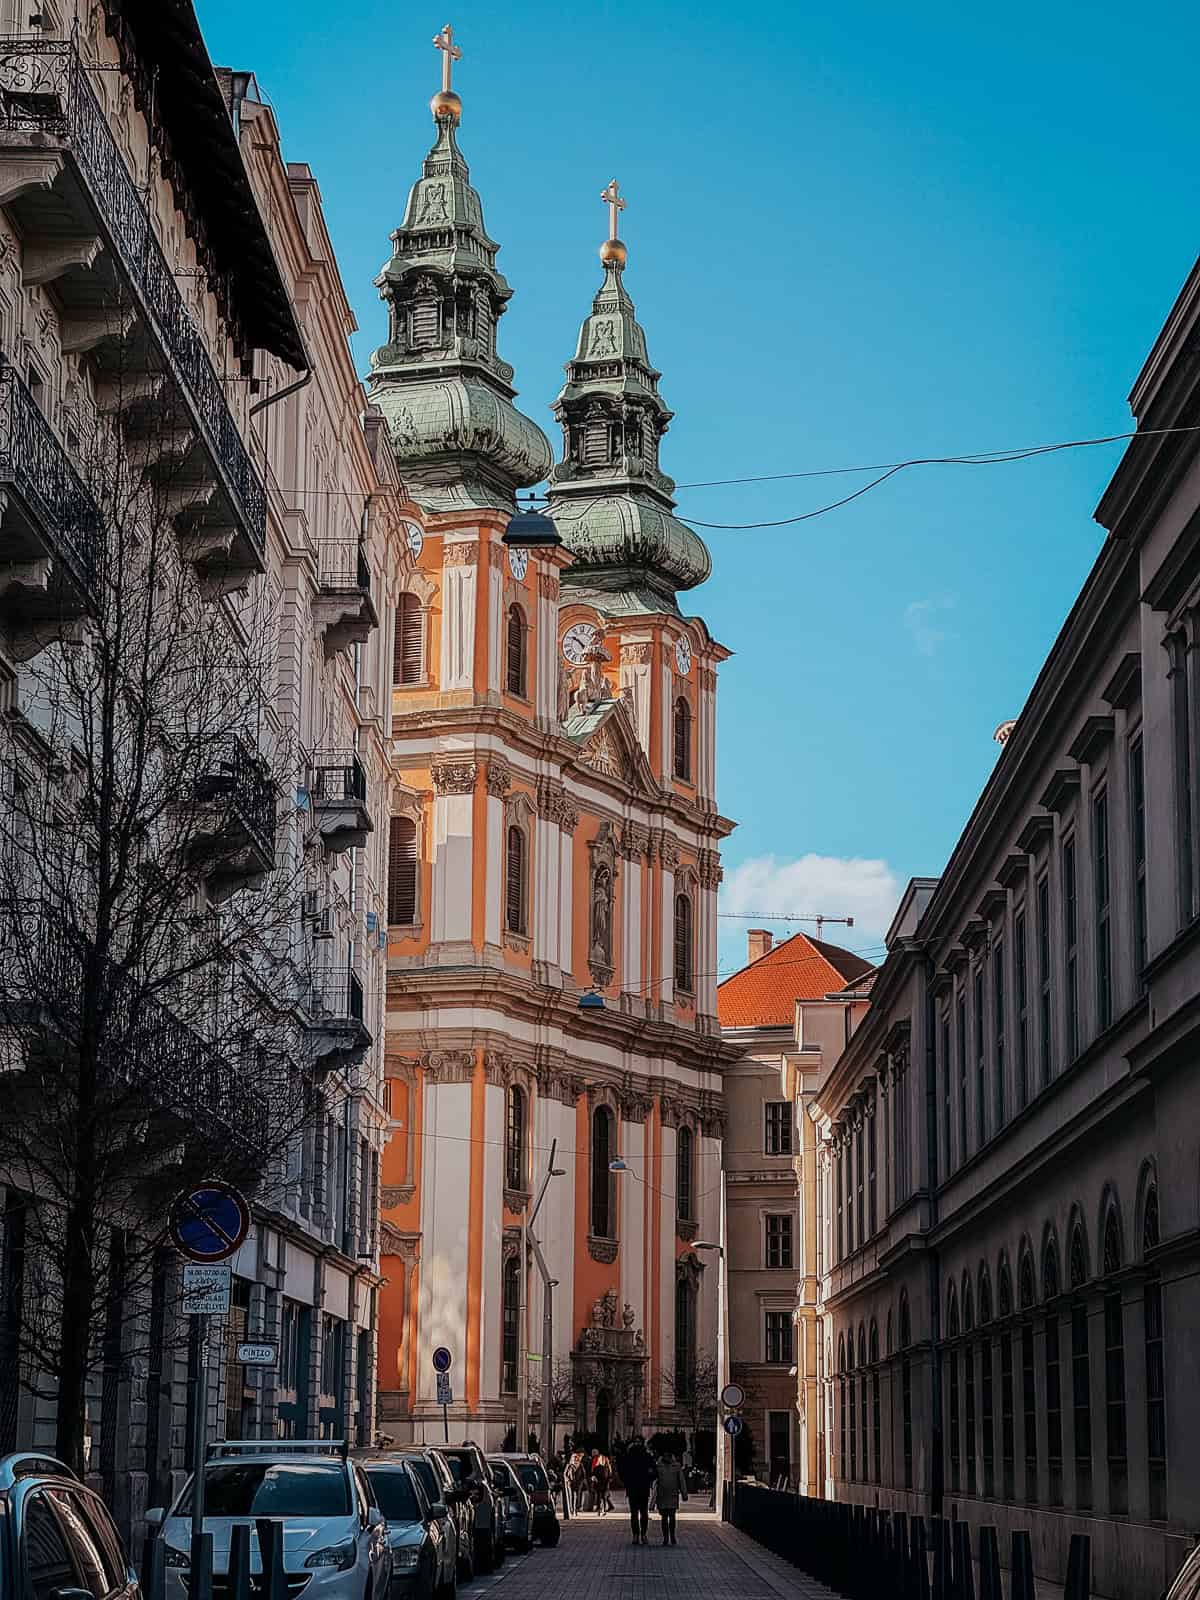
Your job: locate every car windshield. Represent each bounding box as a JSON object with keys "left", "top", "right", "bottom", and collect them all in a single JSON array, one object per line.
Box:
[
  {"left": 513, "top": 1463, "right": 547, "bottom": 1492},
  {"left": 366, "top": 1471, "right": 422, "bottom": 1524},
  {"left": 405, "top": 1461, "right": 438, "bottom": 1502},
  {"left": 179, "top": 1463, "right": 351, "bottom": 1517},
  {"left": 441, "top": 1457, "right": 465, "bottom": 1483}
]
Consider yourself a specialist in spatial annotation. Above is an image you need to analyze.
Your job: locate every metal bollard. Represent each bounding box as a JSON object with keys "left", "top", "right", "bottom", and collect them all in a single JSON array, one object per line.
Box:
[
  {"left": 978, "top": 1526, "right": 1002, "bottom": 1600},
  {"left": 257, "top": 1518, "right": 287, "bottom": 1600},
  {"left": 932, "top": 1516, "right": 952, "bottom": 1600},
  {"left": 140, "top": 1535, "right": 165, "bottom": 1600},
  {"left": 1065, "top": 1533, "right": 1091, "bottom": 1600},
  {"left": 189, "top": 1531, "right": 213, "bottom": 1600},
  {"left": 229, "top": 1523, "right": 251, "bottom": 1600},
  {"left": 953, "top": 1519, "right": 976, "bottom": 1600},
  {"left": 911, "top": 1514, "right": 932, "bottom": 1600},
  {"left": 1010, "top": 1531, "right": 1036, "bottom": 1600}
]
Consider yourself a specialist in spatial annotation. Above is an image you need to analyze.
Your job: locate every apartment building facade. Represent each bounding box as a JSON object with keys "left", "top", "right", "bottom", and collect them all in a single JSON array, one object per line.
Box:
[
  {"left": 0, "top": 4, "right": 400, "bottom": 1542},
  {"left": 809, "top": 253, "right": 1200, "bottom": 1599}
]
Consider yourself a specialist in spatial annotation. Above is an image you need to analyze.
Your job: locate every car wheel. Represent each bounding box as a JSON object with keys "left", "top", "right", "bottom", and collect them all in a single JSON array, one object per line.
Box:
[{"left": 539, "top": 1528, "right": 560, "bottom": 1548}]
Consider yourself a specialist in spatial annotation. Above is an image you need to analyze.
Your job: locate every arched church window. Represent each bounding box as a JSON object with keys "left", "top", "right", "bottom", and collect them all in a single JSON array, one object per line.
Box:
[
  {"left": 673, "top": 696, "right": 692, "bottom": 781},
  {"left": 676, "top": 1125, "right": 694, "bottom": 1222},
  {"left": 501, "top": 1256, "right": 520, "bottom": 1394},
  {"left": 1102, "top": 1204, "right": 1127, "bottom": 1510},
  {"left": 388, "top": 816, "right": 418, "bottom": 925},
  {"left": 1142, "top": 1183, "right": 1165, "bottom": 1518},
  {"left": 674, "top": 1275, "right": 696, "bottom": 1402},
  {"left": 505, "top": 825, "right": 527, "bottom": 935},
  {"left": 394, "top": 593, "right": 424, "bottom": 686},
  {"left": 591, "top": 1106, "right": 614, "bottom": 1238},
  {"left": 673, "top": 893, "right": 694, "bottom": 995},
  {"left": 506, "top": 604, "right": 527, "bottom": 697},
  {"left": 506, "top": 1085, "right": 526, "bottom": 1193}
]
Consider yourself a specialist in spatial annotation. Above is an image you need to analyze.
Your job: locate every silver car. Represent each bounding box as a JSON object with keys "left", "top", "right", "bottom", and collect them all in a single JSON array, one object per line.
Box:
[
  {"left": 363, "top": 1460, "right": 452, "bottom": 1600},
  {"left": 150, "top": 1441, "right": 391, "bottom": 1600},
  {"left": 485, "top": 1458, "right": 532, "bottom": 1554}
]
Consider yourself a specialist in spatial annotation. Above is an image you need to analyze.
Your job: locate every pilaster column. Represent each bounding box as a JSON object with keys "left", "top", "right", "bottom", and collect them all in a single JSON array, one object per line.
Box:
[
  {"left": 429, "top": 759, "right": 478, "bottom": 958},
  {"left": 534, "top": 778, "right": 567, "bottom": 979},
  {"left": 697, "top": 664, "right": 717, "bottom": 805},
  {"left": 486, "top": 541, "right": 504, "bottom": 695},
  {"left": 535, "top": 566, "right": 563, "bottom": 723},
  {"left": 559, "top": 800, "right": 578, "bottom": 981},
  {"left": 1123, "top": 1285, "right": 1149, "bottom": 1521},
  {"left": 484, "top": 758, "right": 508, "bottom": 953},
  {"left": 619, "top": 642, "right": 653, "bottom": 757},
  {"left": 658, "top": 834, "right": 678, "bottom": 1005},
  {"left": 619, "top": 824, "right": 646, "bottom": 999},
  {"left": 440, "top": 539, "right": 478, "bottom": 690}
]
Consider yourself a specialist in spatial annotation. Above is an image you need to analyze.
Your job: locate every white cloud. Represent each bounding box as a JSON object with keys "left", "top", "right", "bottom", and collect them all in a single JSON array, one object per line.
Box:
[
  {"left": 904, "top": 594, "right": 957, "bottom": 657},
  {"left": 719, "top": 853, "right": 902, "bottom": 968}
]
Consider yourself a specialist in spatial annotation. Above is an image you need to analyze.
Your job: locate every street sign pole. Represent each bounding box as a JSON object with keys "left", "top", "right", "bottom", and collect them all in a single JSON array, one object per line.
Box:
[{"left": 189, "top": 1321, "right": 211, "bottom": 1600}]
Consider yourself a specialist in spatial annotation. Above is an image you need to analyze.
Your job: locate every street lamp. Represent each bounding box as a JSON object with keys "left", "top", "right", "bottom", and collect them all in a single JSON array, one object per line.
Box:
[
  {"left": 520, "top": 1142, "right": 567, "bottom": 1458},
  {"left": 608, "top": 1157, "right": 628, "bottom": 1173},
  {"left": 578, "top": 989, "right": 605, "bottom": 1011},
  {"left": 694, "top": 1195, "right": 731, "bottom": 1517}
]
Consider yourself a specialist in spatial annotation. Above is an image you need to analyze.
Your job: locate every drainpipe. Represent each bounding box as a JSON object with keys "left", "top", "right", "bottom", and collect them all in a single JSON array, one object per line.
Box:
[{"left": 923, "top": 953, "right": 944, "bottom": 1517}]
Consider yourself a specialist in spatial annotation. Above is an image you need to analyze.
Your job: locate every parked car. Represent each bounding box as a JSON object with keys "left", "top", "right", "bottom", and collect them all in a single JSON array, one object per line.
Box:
[
  {"left": 150, "top": 1440, "right": 390, "bottom": 1600},
  {"left": 433, "top": 1446, "right": 501, "bottom": 1573},
  {"left": 495, "top": 1455, "right": 560, "bottom": 1547},
  {"left": 397, "top": 1451, "right": 472, "bottom": 1583},
  {"left": 485, "top": 1459, "right": 532, "bottom": 1555},
  {"left": 362, "top": 1460, "right": 448, "bottom": 1600},
  {"left": 1166, "top": 1547, "right": 1200, "bottom": 1600},
  {"left": 0, "top": 1451, "right": 141, "bottom": 1600}
]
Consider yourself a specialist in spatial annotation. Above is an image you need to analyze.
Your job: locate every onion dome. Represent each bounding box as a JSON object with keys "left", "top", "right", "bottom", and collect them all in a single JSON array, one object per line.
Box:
[
  {"left": 367, "top": 72, "right": 551, "bottom": 512},
  {"left": 547, "top": 222, "right": 710, "bottom": 614}
]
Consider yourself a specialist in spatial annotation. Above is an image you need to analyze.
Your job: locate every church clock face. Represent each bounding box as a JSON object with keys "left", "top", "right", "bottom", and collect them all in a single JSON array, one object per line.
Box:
[
  {"left": 675, "top": 636, "right": 692, "bottom": 677},
  {"left": 562, "top": 622, "right": 599, "bottom": 666},
  {"left": 507, "top": 547, "right": 529, "bottom": 581},
  {"left": 402, "top": 520, "right": 424, "bottom": 560}
]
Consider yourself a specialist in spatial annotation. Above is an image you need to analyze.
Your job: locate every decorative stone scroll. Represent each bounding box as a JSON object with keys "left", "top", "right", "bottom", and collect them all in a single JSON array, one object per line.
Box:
[
  {"left": 431, "top": 760, "right": 477, "bottom": 795},
  {"left": 420, "top": 1049, "right": 475, "bottom": 1083},
  {"left": 538, "top": 572, "right": 560, "bottom": 600},
  {"left": 536, "top": 776, "right": 569, "bottom": 824},
  {"left": 658, "top": 833, "right": 680, "bottom": 871},
  {"left": 620, "top": 821, "right": 650, "bottom": 860},
  {"left": 443, "top": 542, "right": 479, "bottom": 566},
  {"left": 620, "top": 643, "right": 653, "bottom": 664},
  {"left": 486, "top": 759, "right": 512, "bottom": 798},
  {"left": 698, "top": 847, "right": 723, "bottom": 889},
  {"left": 587, "top": 1235, "right": 619, "bottom": 1264}
]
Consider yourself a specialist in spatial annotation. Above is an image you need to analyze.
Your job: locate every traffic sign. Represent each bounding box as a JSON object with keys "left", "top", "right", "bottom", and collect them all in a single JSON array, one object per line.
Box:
[
  {"left": 436, "top": 1372, "right": 453, "bottom": 1406},
  {"left": 182, "top": 1262, "right": 232, "bottom": 1315},
  {"left": 722, "top": 1415, "right": 744, "bottom": 1438},
  {"left": 720, "top": 1382, "right": 746, "bottom": 1409},
  {"left": 236, "top": 1342, "right": 278, "bottom": 1366},
  {"left": 432, "top": 1346, "right": 453, "bottom": 1373},
  {"left": 170, "top": 1181, "right": 250, "bottom": 1263}
]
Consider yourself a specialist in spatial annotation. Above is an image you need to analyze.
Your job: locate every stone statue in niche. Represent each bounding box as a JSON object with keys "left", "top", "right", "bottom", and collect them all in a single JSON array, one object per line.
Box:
[
  {"left": 589, "top": 319, "right": 617, "bottom": 356},
  {"left": 419, "top": 184, "right": 449, "bottom": 223},
  {"left": 591, "top": 866, "right": 612, "bottom": 970},
  {"left": 557, "top": 661, "right": 573, "bottom": 724}
]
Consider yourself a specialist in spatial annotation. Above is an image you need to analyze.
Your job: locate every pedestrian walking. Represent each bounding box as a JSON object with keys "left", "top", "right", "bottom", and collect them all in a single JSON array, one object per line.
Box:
[
  {"left": 590, "top": 1449, "right": 614, "bottom": 1515},
  {"left": 564, "top": 1450, "right": 587, "bottom": 1514},
  {"left": 655, "top": 1451, "right": 688, "bottom": 1546},
  {"left": 621, "top": 1437, "right": 655, "bottom": 1545}
]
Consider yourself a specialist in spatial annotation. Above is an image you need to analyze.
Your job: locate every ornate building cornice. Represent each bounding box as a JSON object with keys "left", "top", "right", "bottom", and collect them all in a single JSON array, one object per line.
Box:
[
  {"left": 431, "top": 760, "right": 478, "bottom": 795},
  {"left": 486, "top": 758, "right": 512, "bottom": 798},
  {"left": 443, "top": 542, "right": 480, "bottom": 567},
  {"left": 420, "top": 1049, "right": 475, "bottom": 1083}
]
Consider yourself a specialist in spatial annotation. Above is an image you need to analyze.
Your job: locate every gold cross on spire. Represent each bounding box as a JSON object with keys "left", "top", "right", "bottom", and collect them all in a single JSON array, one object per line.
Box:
[
  {"left": 601, "top": 179, "right": 626, "bottom": 242},
  {"left": 433, "top": 23, "right": 462, "bottom": 93}
]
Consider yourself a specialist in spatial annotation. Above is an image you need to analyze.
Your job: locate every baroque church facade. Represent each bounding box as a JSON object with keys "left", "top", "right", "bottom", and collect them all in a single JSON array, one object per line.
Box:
[{"left": 372, "top": 48, "right": 739, "bottom": 1446}]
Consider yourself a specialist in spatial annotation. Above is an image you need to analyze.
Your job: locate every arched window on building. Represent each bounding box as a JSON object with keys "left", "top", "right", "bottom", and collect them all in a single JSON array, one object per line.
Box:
[
  {"left": 505, "top": 824, "right": 527, "bottom": 935},
  {"left": 388, "top": 816, "right": 418, "bottom": 925},
  {"left": 591, "top": 1106, "right": 614, "bottom": 1238},
  {"left": 1102, "top": 1204, "right": 1127, "bottom": 1512},
  {"left": 501, "top": 1255, "right": 520, "bottom": 1394},
  {"left": 505, "top": 604, "right": 527, "bottom": 697},
  {"left": 676, "top": 1125, "right": 694, "bottom": 1222},
  {"left": 394, "top": 592, "right": 424, "bottom": 686},
  {"left": 838, "top": 1334, "right": 847, "bottom": 1481},
  {"left": 999, "top": 1261, "right": 1015, "bottom": 1500},
  {"left": 673, "top": 892, "right": 694, "bottom": 995},
  {"left": 847, "top": 1333, "right": 857, "bottom": 1482},
  {"left": 979, "top": 1269, "right": 995, "bottom": 1497},
  {"left": 899, "top": 1292, "right": 913, "bottom": 1490},
  {"left": 506, "top": 1085, "right": 526, "bottom": 1194},
  {"left": 1069, "top": 1221, "right": 1092, "bottom": 1510},
  {"left": 674, "top": 1275, "right": 696, "bottom": 1402},
  {"left": 1019, "top": 1251, "right": 1037, "bottom": 1503},
  {"left": 1044, "top": 1236, "right": 1063, "bottom": 1505},
  {"left": 858, "top": 1326, "right": 869, "bottom": 1487},
  {"left": 1143, "top": 1183, "right": 1165, "bottom": 1519},
  {"left": 673, "top": 696, "right": 692, "bottom": 781},
  {"left": 947, "top": 1284, "right": 961, "bottom": 1492},
  {"left": 963, "top": 1278, "right": 977, "bottom": 1494},
  {"left": 870, "top": 1321, "right": 881, "bottom": 1485}
]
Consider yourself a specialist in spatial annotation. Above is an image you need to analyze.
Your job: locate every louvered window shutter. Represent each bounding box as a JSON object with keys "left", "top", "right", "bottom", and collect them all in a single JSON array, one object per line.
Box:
[
  {"left": 409, "top": 298, "right": 440, "bottom": 348},
  {"left": 506, "top": 605, "right": 525, "bottom": 696},
  {"left": 583, "top": 417, "right": 609, "bottom": 466},
  {"left": 674, "top": 893, "right": 693, "bottom": 992},
  {"left": 673, "top": 697, "right": 691, "bottom": 780},
  {"left": 394, "top": 594, "right": 423, "bottom": 685},
  {"left": 506, "top": 825, "right": 525, "bottom": 933},
  {"left": 388, "top": 816, "right": 418, "bottom": 924}
]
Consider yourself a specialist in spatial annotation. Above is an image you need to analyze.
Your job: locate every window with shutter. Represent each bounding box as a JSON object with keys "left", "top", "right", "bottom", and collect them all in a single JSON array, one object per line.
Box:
[
  {"left": 673, "top": 696, "right": 692, "bottom": 780},
  {"left": 505, "top": 825, "right": 526, "bottom": 934},
  {"left": 394, "top": 594, "right": 423, "bottom": 686},
  {"left": 388, "top": 816, "right": 418, "bottom": 924},
  {"left": 674, "top": 893, "right": 693, "bottom": 993},
  {"left": 409, "top": 298, "right": 440, "bottom": 348},
  {"left": 583, "top": 417, "right": 610, "bottom": 466},
  {"left": 506, "top": 604, "right": 526, "bottom": 696}
]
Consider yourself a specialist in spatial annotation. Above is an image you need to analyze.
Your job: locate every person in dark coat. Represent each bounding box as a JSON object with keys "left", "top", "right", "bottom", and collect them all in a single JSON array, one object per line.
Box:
[
  {"left": 621, "top": 1437, "right": 656, "bottom": 1545},
  {"left": 654, "top": 1452, "right": 688, "bottom": 1545}
]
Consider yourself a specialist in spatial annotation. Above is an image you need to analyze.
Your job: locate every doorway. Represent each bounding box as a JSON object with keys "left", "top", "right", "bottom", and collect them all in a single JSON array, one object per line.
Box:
[{"left": 595, "top": 1388, "right": 612, "bottom": 1449}]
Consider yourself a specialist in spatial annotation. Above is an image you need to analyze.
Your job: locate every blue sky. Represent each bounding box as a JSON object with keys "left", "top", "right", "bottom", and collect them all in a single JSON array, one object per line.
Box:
[{"left": 198, "top": 0, "right": 1200, "bottom": 974}]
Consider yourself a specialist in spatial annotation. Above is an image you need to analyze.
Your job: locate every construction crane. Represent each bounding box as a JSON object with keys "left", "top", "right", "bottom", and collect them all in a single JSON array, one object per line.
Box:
[{"left": 717, "top": 911, "right": 855, "bottom": 940}]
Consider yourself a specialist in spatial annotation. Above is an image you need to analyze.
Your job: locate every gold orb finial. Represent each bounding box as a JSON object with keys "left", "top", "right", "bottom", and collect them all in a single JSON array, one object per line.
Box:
[
  {"left": 600, "top": 237, "right": 627, "bottom": 269},
  {"left": 431, "top": 88, "right": 462, "bottom": 123}
]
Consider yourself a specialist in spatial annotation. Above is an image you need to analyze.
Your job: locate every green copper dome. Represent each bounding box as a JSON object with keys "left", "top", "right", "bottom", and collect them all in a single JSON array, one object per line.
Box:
[
  {"left": 548, "top": 260, "right": 710, "bottom": 610},
  {"left": 367, "top": 115, "right": 552, "bottom": 512}
]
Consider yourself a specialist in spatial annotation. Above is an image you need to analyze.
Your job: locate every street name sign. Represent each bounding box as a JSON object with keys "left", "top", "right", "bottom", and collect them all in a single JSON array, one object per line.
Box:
[
  {"left": 237, "top": 1342, "right": 278, "bottom": 1366},
  {"left": 170, "top": 1181, "right": 250, "bottom": 1263},
  {"left": 182, "top": 1262, "right": 232, "bottom": 1315}
]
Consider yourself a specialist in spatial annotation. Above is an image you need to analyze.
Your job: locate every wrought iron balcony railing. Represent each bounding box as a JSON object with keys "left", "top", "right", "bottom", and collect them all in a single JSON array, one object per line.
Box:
[
  {"left": 0, "top": 359, "right": 103, "bottom": 600},
  {"left": 316, "top": 540, "right": 371, "bottom": 596},
  {"left": 0, "top": 40, "right": 266, "bottom": 559},
  {"left": 309, "top": 751, "right": 368, "bottom": 805},
  {"left": 194, "top": 733, "right": 277, "bottom": 869},
  {"left": 309, "top": 967, "right": 367, "bottom": 1026}
]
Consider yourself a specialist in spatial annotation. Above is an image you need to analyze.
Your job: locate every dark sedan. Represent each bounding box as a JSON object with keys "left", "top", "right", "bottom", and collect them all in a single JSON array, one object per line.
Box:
[{"left": 364, "top": 1461, "right": 445, "bottom": 1600}]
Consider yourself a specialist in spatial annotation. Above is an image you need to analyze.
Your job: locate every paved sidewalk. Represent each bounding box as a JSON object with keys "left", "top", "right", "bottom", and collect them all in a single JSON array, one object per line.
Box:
[{"left": 473, "top": 1504, "right": 845, "bottom": 1600}]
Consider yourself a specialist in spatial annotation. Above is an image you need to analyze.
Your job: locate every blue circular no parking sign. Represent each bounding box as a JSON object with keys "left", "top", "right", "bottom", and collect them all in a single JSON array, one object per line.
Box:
[
  {"left": 432, "top": 1347, "right": 453, "bottom": 1374},
  {"left": 169, "top": 1180, "right": 250, "bottom": 1263}
]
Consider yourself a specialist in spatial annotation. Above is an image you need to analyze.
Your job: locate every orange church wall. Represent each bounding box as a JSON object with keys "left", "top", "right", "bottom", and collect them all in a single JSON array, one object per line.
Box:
[
  {"left": 572, "top": 1094, "right": 618, "bottom": 1347},
  {"left": 465, "top": 1051, "right": 486, "bottom": 1409},
  {"left": 377, "top": 1261, "right": 406, "bottom": 1393}
]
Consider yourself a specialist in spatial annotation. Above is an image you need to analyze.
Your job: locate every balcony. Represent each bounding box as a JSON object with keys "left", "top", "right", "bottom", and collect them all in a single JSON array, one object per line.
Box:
[
  {"left": 0, "top": 40, "right": 266, "bottom": 592},
  {"left": 0, "top": 359, "right": 103, "bottom": 660},
  {"left": 304, "top": 967, "right": 372, "bottom": 1073},
  {"left": 190, "top": 734, "right": 277, "bottom": 901},
  {"left": 314, "top": 539, "right": 378, "bottom": 660},
  {"left": 0, "top": 909, "right": 272, "bottom": 1170},
  {"left": 307, "top": 751, "right": 371, "bottom": 855}
]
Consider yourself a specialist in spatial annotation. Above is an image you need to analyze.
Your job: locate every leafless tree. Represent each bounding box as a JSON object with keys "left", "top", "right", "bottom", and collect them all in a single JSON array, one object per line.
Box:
[
  {"left": 528, "top": 1357, "right": 577, "bottom": 1439},
  {"left": 660, "top": 1352, "right": 720, "bottom": 1439},
  {"left": 0, "top": 335, "right": 321, "bottom": 1477}
]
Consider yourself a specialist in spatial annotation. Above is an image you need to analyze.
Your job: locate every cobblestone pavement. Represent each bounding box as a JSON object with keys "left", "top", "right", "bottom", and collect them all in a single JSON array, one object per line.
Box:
[{"left": 464, "top": 1502, "right": 845, "bottom": 1600}]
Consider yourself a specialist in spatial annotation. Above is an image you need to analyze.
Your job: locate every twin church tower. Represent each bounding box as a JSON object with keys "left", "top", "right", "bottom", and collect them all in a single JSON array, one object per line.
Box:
[{"left": 374, "top": 27, "right": 738, "bottom": 1447}]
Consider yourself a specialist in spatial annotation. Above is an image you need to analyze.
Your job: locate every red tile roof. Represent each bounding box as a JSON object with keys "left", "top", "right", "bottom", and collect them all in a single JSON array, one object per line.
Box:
[{"left": 717, "top": 933, "right": 875, "bottom": 1028}]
